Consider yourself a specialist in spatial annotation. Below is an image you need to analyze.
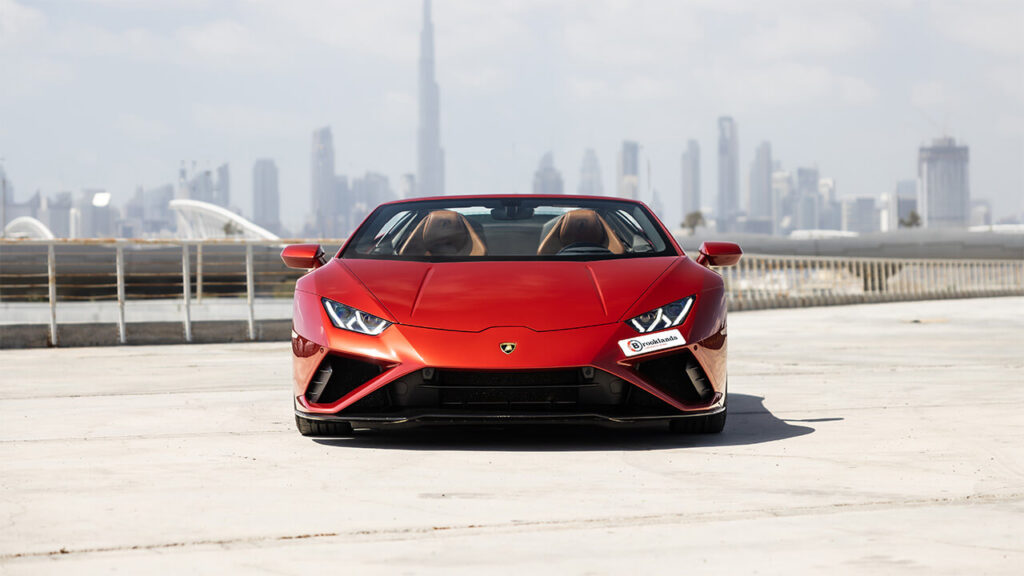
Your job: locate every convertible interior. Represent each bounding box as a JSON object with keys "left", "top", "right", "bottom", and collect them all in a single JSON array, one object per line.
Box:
[{"left": 355, "top": 203, "right": 664, "bottom": 259}]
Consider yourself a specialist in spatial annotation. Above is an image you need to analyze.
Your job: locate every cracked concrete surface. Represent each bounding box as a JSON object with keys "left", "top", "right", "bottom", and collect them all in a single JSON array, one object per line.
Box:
[{"left": 1, "top": 298, "right": 1022, "bottom": 574}]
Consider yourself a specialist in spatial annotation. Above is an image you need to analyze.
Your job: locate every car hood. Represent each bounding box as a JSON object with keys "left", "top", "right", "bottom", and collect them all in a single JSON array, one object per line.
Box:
[{"left": 340, "top": 257, "right": 678, "bottom": 332}]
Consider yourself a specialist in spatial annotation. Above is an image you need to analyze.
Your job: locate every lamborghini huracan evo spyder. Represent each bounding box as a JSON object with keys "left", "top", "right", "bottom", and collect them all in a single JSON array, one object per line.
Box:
[{"left": 282, "top": 195, "right": 742, "bottom": 436}]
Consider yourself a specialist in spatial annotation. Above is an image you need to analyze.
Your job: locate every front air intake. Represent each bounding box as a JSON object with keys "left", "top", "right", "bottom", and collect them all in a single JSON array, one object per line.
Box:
[
  {"left": 305, "top": 355, "right": 386, "bottom": 406},
  {"left": 634, "top": 351, "right": 714, "bottom": 404}
]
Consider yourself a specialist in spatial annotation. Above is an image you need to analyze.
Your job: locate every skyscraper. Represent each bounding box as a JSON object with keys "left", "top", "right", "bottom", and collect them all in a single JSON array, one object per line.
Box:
[
  {"left": 417, "top": 0, "right": 445, "bottom": 197},
  {"left": 38, "top": 192, "right": 72, "bottom": 238},
  {"left": 772, "top": 170, "right": 795, "bottom": 235},
  {"left": 1, "top": 167, "right": 43, "bottom": 232},
  {"left": 794, "top": 167, "right": 820, "bottom": 230},
  {"left": 748, "top": 141, "right": 772, "bottom": 221},
  {"left": 350, "top": 172, "right": 394, "bottom": 232},
  {"left": 311, "top": 126, "right": 340, "bottom": 237},
  {"left": 681, "top": 140, "right": 700, "bottom": 216},
  {"left": 399, "top": 174, "right": 416, "bottom": 199},
  {"left": 578, "top": 149, "right": 603, "bottom": 196},
  {"left": 918, "top": 137, "right": 969, "bottom": 228},
  {"left": 818, "top": 177, "right": 841, "bottom": 230},
  {"left": 253, "top": 159, "right": 280, "bottom": 234},
  {"left": 617, "top": 141, "right": 639, "bottom": 200},
  {"left": 0, "top": 164, "right": 12, "bottom": 230},
  {"left": 213, "top": 163, "right": 230, "bottom": 207},
  {"left": 884, "top": 179, "right": 919, "bottom": 231},
  {"left": 841, "top": 197, "right": 879, "bottom": 234},
  {"left": 70, "top": 189, "right": 117, "bottom": 238},
  {"left": 186, "top": 169, "right": 214, "bottom": 204},
  {"left": 533, "top": 152, "right": 564, "bottom": 195},
  {"left": 717, "top": 117, "right": 739, "bottom": 233}
]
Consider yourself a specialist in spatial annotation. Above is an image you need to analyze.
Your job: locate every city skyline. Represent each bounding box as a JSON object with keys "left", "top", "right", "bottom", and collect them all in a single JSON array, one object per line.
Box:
[{"left": 1, "top": 0, "right": 1021, "bottom": 232}]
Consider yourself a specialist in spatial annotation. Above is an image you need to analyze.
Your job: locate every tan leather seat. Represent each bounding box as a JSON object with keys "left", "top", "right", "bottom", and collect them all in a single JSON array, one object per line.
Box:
[
  {"left": 537, "top": 209, "right": 626, "bottom": 255},
  {"left": 399, "top": 210, "right": 487, "bottom": 256}
]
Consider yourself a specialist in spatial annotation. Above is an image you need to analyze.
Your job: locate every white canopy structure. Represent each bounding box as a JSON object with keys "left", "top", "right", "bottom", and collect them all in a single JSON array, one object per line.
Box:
[
  {"left": 169, "top": 199, "right": 279, "bottom": 240},
  {"left": 3, "top": 216, "right": 56, "bottom": 240}
]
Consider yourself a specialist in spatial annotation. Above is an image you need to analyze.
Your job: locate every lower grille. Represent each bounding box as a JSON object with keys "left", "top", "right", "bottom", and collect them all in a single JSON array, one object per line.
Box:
[
  {"left": 438, "top": 386, "right": 579, "bottom": 407},
  {"left": 427, "top": 369, "right": 584, "bottom": 408}
]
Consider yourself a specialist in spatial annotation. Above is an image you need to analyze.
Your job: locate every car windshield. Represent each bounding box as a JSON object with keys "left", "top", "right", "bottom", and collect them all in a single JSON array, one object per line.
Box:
[{"left": 341, "top": 197, "right": 676, "bottom": 261}]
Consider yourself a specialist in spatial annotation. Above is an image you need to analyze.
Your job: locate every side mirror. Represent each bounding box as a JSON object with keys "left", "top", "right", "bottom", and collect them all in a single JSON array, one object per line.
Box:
[
  {"left": 696, "top": 241, "right": 742, "bottom": 267},
  {"left": 281, "top": 244, "right": 327, "bottom": 270}
]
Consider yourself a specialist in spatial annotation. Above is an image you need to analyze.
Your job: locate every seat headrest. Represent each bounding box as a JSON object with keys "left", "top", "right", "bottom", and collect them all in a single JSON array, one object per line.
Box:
[
  {"left": 422, "top": 210, "right": 470, "bottom": 254},
  {"left": 398, "top": 210, "right": 487, "bottom": 257},
  {"left": 556, "top": 209, "right": 605, "bottom": 245},
  {"left": 537, "top": 208, "right": 626, "bottom": 255}
]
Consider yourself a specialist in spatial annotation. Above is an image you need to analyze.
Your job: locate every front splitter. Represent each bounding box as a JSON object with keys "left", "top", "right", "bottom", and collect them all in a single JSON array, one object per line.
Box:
[{"left": 294, "top": 404, "right": 725, "bottom": 429}]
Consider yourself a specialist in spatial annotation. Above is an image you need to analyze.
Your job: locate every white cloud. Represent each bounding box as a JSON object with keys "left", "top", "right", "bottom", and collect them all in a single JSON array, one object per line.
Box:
[
  {"left": 0, "top": 0, "right": 45, "bottom": 47},
  {"left": 241, "top": 0, "right": 418, "bottom": 63},
  {"left": 177, "top": 19, "right": 274, "bottom": 64},
  {"left": 115, "top": 113, "right": 172, "bottom": 142},
  {"left": 710, "top": 62, "right": 877, "bottom": 109},
  {"left": 931, "top": 1, "right": 1024, "bottom": 57},
  {"left": 190, "top": 103, "right": 306, "bottom": 140},
  {"left": 911, "top": 81, "right": 957, "bottom": 110},
  {"left": 562, "top": 0, "right": 704, "bottom": 69},
  {"left": 741, "top": 10, "right": 877, "bottom": 61}
]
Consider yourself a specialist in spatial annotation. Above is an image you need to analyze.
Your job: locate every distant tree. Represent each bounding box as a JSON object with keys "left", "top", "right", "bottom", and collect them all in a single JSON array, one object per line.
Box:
[
  {"left": 899, "top": 210, "right": 922, "bottom": 228},
  {"left": 682, "top": 211, "right": 706, "bottom": 235},
  {"left": 223, "top": 221, "right": 242, "bottom": 237}
]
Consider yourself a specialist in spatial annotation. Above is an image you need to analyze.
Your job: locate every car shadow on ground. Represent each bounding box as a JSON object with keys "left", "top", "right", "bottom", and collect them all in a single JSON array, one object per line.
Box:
[{"left": 312, "top": 393, "right": 828, "bottom": 452}]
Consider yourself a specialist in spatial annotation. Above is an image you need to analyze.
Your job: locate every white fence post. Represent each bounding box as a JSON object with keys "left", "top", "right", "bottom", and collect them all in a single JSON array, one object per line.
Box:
[
  {"left": 246, "top": 243, "right": 256, "bottom": 341},
  {"left": 196, "top": 243, "right": 204, "bottom": 304},
  {"left": 116, "top": 243, "right": 126, "bottom": 345},
  {"left": 47, "top": 243, "right": 58, "bottom": 347},
  {"left": 182, "top": 243, "right": 192, "bottom": 343}
]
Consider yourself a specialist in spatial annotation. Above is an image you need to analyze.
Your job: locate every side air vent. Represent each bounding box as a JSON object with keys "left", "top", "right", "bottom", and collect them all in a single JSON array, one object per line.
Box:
[
  {"left": 305, "top": 355, "right": 384, "bottom": 405},
  {"left": 634, "top": 351, "right": 714, "bottom": 405}
]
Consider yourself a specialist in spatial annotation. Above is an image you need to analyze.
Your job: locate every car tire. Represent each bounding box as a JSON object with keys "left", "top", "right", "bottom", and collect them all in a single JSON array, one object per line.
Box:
[
  {"left": 670, "top": 405, "right": 727, "bottom": 434},
  {"left": 295, "top": 414, "right": 354, "bottom": 437}
]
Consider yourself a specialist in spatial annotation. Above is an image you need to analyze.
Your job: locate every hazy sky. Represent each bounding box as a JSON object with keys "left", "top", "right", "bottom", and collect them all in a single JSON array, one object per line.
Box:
[{"left": 1, "top": 0, "right": 1022, "bottom": 231}]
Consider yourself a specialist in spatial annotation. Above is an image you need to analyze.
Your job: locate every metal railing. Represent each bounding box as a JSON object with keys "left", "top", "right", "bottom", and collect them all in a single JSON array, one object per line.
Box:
[
  {"left": 1, "top": 238, "right": 1022, "bottom": 346},
  {"left": 724, "top": 254, "right": 1024, "bottom": 310},
  {"left": 0, "top": 238, "right": 344, "bottom": 346}
]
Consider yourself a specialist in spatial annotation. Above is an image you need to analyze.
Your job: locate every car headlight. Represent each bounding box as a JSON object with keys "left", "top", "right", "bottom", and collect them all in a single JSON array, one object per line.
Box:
[
  {"left": 321, "top": 298, "right": 391, "bottom": 336},
  {"left": 627, "top": 296, "right": 695, "bottom": 333}
]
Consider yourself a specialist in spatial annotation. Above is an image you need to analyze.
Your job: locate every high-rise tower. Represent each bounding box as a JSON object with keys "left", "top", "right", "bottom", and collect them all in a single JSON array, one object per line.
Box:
[
  {"left": 918, "top": 137, "right": 969, "bottom": 228},
  {"left": 748, "top": 141, "right": 772, "bottom": 222},
  {"left": 578, "top": 149, "right": 604, "bottom": 196},
  {"left": 681, "top": 140, "right": 700, "bottom": 216},
  {"left": 717, "top": 117, "right": 739, "bottom": 233},
  {"left": 253, "top": 159, "right": 280, "bottom": 234},
  {"left": 617, "top": 141, "right": 639, "bottom": 200},
  {"left": 418, "top": 0, "right": 445, "bottom": 197},
  {"left": 532, "top": 152, "right": 564, "bottom": 195},
  {"left": 311, "top": 127, "right": 339, "bottom": 237}
]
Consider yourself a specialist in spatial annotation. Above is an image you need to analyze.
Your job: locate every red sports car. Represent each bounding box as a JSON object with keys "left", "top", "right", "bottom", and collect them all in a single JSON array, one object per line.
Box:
[{"left": 282, "top": 195, "right": 741, "bottom": 436}]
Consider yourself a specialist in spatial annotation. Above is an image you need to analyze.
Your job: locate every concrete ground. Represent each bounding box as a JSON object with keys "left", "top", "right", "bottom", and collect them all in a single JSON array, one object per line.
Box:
[{"left": 1, "top": 298, "right": 1022, "bottom": 574}]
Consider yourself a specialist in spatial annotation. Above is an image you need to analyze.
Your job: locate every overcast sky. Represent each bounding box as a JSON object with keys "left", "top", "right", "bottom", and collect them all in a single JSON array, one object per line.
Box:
[{"left": 1, "top": 0, "right": 1021, "bottom": 231}]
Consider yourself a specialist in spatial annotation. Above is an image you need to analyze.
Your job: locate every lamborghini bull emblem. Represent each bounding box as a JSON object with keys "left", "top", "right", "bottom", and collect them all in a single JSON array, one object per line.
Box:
[{"left": 499, "top": 342, "right": 517, "bottom": 355}]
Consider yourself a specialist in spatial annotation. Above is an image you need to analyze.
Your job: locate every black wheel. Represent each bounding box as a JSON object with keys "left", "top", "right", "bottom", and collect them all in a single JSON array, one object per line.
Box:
[
  {"left": 670, "top": 404, "right": 727, "bottom": 434},
  {"left": 295, "top": 414, "right": 354, "bottom": 437}
]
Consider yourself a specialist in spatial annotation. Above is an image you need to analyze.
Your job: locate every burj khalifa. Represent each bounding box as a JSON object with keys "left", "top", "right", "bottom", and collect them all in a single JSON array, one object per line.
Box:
[{"left": 417, "top": 0, "right": 445, "bottom": 197}]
